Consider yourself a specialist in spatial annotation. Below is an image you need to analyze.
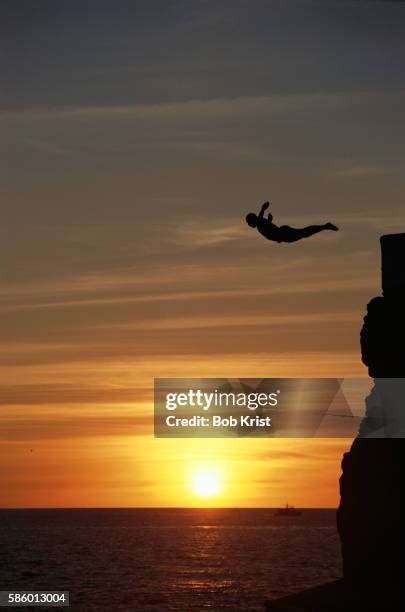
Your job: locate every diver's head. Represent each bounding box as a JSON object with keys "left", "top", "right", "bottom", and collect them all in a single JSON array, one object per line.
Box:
[{"left": 245, "top": 213, "right": 258, "bottom": 228}]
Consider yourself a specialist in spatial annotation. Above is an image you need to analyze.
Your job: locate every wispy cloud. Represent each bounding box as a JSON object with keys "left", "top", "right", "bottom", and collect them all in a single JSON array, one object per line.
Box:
[
  {"left": 102, "top": 311, "right": 358, "bottom": 333},
  {"left": 173, "top": 221, "right": 246, "bottom": 247},
  {"left": 336, "top": 164, "right": 385, "bottom": 178},
  {"left": 0, "top": 413, "right": 151, "bottom": 441}
]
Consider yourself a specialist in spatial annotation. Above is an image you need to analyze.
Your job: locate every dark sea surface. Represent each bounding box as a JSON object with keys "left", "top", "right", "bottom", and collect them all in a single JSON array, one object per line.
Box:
[{"left": 0, "top": 508, "right": 341, "bottom": 611}]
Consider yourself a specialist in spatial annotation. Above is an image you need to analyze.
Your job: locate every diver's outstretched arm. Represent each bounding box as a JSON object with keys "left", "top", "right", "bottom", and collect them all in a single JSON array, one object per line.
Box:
[{"left": 258, "top": 201, "right": 269, "bottom": 219}]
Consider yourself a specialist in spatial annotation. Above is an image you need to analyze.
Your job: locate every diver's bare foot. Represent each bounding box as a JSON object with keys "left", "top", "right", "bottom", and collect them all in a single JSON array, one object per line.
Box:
[{"left": 325, "top": 222, "right": 338, "bottom": 231}]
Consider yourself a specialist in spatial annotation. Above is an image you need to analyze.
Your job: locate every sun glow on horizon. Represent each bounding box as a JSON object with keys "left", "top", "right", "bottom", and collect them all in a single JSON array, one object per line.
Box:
[{"left": 192, "top": 467, "right": 221, "bottom": 498}]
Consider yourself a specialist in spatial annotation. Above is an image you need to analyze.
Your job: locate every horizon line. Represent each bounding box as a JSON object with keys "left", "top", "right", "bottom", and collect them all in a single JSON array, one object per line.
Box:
[{"left": 0, "top": 505, "right": 336, "bottom": 511}]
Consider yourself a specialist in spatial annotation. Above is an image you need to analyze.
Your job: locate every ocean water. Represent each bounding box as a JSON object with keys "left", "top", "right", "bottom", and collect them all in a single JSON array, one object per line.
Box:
[{"left": 0, "top": 509, "right": 342, "bottom": 611}]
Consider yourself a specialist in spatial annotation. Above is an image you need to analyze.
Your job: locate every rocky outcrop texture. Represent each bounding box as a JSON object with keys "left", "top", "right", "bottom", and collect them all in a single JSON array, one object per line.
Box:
[
  {"left": 337, "top": 234, "right": 404, "bottom": 602},
  {"left": 267, "top": 235, "right": 403, "bottom": 610}
]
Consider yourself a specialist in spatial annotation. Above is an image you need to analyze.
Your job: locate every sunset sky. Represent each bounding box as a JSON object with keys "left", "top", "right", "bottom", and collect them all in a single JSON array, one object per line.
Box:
[{"left": 1, "top": 0, "right": 405, "bottom": 508}]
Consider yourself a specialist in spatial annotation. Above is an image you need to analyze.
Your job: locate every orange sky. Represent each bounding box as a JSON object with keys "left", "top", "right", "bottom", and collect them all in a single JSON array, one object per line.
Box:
[
  {"left": 0, "top": 348, "right": 364, "bottom": 508},
  {"left": 0, "top": 98, "right": 401, "bottom": 507},
  {"left": 0, "top": 99, "right": 398, "bottom": 507}
]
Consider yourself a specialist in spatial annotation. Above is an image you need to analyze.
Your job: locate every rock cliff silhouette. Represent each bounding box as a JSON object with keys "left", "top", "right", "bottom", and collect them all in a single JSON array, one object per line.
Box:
[
  {"left": 337, "top": 234, "right": 403, "bottom": 604},
  {"left": 268, "top": 234, "right": 403, "bottom": 610}
]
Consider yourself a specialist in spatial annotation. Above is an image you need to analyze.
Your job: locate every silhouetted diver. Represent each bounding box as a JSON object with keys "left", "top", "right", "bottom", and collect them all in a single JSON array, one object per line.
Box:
[{"left": 245, "top": 202, "right": 338, "bottom": 243}]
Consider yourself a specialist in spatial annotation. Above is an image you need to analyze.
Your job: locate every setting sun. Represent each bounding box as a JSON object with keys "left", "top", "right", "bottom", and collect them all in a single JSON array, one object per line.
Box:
[{"left": 193, "top": 468, "right": 221, "bottom": 498}]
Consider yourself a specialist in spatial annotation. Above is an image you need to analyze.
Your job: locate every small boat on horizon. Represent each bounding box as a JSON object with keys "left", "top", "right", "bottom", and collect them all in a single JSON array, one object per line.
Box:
[{"left": 275, "top": 503, "right": 302, "bottom": 517}]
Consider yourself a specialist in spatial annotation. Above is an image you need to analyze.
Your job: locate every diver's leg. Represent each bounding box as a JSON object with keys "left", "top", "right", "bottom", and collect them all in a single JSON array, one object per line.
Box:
[
  {"left": 278, "top": 223, "right": 338, "bottom": 242},
  {"left": 279, "top": 224, "right": 338, "bottom": 243},
  {"left": 294, "top": 224, "right": 338, "bottom": 241},
  {"left": 278, "top": 225, "right": 321, "bottom": 242},
  {"left": 300, "top": 224, "right": 328, "bottom": 238},
  {"left": 299, "top": 223, "right": 339, "bottom": 238}
]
